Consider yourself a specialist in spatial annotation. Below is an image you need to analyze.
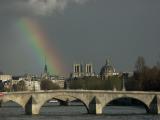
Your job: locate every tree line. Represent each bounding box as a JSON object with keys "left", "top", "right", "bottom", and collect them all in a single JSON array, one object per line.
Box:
[
  {"left": 67, "top": 76, "right": 123, "bottom": 90},
  {"left": 126, "top": 56, "right": 160, "bottom": 91}
]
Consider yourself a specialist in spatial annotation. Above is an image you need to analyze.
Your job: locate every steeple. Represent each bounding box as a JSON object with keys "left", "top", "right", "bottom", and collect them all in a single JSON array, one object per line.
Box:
[{"left": 44, "top": 57, "right": 48, "bottom": 74}]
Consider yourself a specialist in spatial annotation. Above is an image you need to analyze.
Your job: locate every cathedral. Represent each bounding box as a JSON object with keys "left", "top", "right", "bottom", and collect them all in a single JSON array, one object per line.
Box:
[{"left": 72, "top": 63, "right": 95, "bottom": 78}]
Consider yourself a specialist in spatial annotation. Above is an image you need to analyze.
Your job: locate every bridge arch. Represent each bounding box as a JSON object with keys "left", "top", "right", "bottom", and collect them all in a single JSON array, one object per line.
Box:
[
  {"left": 38, "top": 94, "right": 89, "bottom": 114},
  {"left": 102, "top": 96, "right": 150, "bottom": 113},
  {"left": 2, "top": 100, "right": 24, "bottom": 109}
]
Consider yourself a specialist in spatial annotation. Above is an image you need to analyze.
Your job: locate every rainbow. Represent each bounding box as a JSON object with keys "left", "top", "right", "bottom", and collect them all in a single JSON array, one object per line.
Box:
[{"left": 18, "top": 17, "right": 64, "bottom": 75}]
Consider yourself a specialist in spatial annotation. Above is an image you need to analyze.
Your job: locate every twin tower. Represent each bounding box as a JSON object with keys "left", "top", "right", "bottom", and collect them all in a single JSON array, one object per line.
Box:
[{"left": 72, "top": 63, "right": 95, "bottom": 78}]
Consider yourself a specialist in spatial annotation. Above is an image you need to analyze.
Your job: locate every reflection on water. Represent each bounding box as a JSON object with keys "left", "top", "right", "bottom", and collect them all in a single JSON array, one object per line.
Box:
[{"left": 0, "top": 102, "right": 159, "bottom": 120}]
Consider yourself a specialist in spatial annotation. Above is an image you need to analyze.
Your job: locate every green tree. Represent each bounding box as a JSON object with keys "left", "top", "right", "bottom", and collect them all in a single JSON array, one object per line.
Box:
[
  {"left": 69, "top": 76, "right": 122, "bottom": 90},
  {"left": 12, "top": 84, "right": 18, "bottom": 91},
  {"left": 157, "top": 54, "right": 160, "bottom": 69},
  {"left": 40, "top": 79, "right": 60, "bottom": 90},
  {"left": 16, "top": 80, "right": 27, "bottom": 91}
]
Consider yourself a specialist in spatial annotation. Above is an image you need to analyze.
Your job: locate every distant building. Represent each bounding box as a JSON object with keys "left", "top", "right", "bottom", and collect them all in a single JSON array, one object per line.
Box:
[
  {"left": 48, "top": 75, "right": 65, "bottom": 88},
  {"left": 100, "top": 59, "right": 119, "bottom": 80},
  {"left": 12, "top": 74, "right": 41, "bottom": 91},
  {"left": 12, "top": 76, "right": 25, "bottom": 85},
  {"left": 72, "top": 63, "right": 95, "bottom": 78},
  {"left": 51, "top": 79, "right": 65, "bottom": 89},
  {"left": 0, "top": 75, "right": 12, "bottom": 82},
  {"left": 24, "top": 74, "right": 40, "bottom": 91}
]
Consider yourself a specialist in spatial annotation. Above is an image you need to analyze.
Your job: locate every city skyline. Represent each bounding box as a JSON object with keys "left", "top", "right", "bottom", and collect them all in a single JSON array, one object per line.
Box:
[{"left": 0, "top": 0, "right": 160, "bottom": 76}]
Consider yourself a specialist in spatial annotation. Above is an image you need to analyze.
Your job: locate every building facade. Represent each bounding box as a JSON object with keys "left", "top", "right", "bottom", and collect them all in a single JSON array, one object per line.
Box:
[
  {"left": 0, "top": 75, "right": 12, "bottom": 82},
  {"left": 72, "top": 63, "right": 95, "bottom": 78}
]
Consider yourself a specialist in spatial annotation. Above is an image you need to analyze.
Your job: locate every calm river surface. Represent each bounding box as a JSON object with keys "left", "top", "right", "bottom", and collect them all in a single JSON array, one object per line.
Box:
[{"left": 0, "top": 102, "right": 159, "bottom": 120}]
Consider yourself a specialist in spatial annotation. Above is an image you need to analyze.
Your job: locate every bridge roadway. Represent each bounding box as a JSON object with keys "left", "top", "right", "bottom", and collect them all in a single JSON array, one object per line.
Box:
[{"left": 0, "top": 90, "right": 160, "bottom": 115}]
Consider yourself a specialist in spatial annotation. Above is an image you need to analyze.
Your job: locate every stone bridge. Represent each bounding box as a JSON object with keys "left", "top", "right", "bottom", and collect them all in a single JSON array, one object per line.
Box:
[{"left": 0, "top": 90, "right": 160, "bottom": 115}]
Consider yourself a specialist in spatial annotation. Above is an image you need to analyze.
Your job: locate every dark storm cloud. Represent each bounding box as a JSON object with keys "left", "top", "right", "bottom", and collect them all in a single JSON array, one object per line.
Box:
[{"left": 0, "top": 0, "right": 160, "bottom": 76}]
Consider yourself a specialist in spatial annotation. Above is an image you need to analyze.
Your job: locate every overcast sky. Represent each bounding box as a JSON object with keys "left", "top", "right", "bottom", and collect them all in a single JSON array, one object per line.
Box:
[{"left": 0, "top": 0, "right": 160, "bottom": 76}]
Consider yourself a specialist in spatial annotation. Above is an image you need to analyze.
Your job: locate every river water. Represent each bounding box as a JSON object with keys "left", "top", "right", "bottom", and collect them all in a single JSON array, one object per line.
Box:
[{"left": 0, "top": 102, "right": 160, "bottom": 120}]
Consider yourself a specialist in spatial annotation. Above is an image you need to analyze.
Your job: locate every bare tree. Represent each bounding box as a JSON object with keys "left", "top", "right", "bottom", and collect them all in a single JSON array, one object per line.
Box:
[
  {"left": 135, "top": 56, "right": 146, "bottom": 72},
  {"left": 156, "top": 54, "right": 160, "bottom": 69}
]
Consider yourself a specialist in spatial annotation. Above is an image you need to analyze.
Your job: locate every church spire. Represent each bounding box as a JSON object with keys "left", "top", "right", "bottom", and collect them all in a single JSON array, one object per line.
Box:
[{"left": 44, "top": 57, "right": 48, "bottom": 74}]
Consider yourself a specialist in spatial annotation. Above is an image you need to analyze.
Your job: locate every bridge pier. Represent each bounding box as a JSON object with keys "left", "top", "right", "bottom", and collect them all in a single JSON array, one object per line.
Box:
[
  {"left": 149, "top": 95, "right": 160, "bottom": 114},
  {"left": 0, "top": 100, "right": 2, "bottom": 107},
  {"left": 25, "top": 96, "right": 40, "bottom": 115},
  {"left": 88, "top": 97, "right": 102, "bottom": 115},
  {"left": 157, "top": 95, "right": 160, "bottom": 114}
]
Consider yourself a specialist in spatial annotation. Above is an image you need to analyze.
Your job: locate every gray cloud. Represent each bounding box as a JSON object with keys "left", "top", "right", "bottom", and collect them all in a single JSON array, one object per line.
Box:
[
  {"left": 8, "top": 0, "right": 89, "bottom": 16},
  {"left": 0, "top": 0, "right": 90, "bottom": 16},
  {"left": 29, "top": 0, "right": 89, "bottom": 15}
]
